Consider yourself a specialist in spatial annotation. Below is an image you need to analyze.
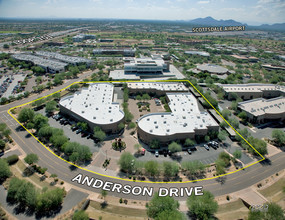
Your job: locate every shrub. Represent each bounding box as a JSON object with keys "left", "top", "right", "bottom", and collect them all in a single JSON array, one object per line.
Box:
[{"left": 5, "top": 155, "right": 19, "bottom": 165}]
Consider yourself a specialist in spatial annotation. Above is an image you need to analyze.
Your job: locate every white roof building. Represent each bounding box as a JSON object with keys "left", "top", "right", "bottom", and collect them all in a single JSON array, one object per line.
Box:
[
  {"left": 185, "top": 51, "right": 210, "bottom": 57},
  {"left": 59, "top": 83, "right": 124, "bottom": 131},
  {"left": 137, "top": 92, "right": 218, "bottom": 140},
  {"left": 127, "top": 82, "right": 188, "bottom": 92},
  {"left": 197, "top": 64, "right": 228, "bottom": 74}
]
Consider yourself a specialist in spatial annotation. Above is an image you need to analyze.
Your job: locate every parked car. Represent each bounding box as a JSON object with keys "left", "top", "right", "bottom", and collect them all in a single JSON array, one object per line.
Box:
[
  {"left": 163, "top": 149, "right": 168, "bottom": 157},
  {"left": 204, "top": 144, "right": 210, "bottom": 151},
  {"left": 141, "top": 149, "right": 146, "bottom": 155},
  {"left": 76, "top": 129, "right": 82, "bottom": 134},
  {"left": 86, "top": 134, "right": 92, "bottom": 139},
  {"left": 187, "top": 148, "right": 192, "bottom": 154},
  {"left": 155, "top": 150, "right": 159, "bottom": 157}
]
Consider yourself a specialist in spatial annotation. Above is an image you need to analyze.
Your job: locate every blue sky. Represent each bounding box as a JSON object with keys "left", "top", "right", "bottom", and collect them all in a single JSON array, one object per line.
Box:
[{"left": 0, "top": 0, "right": 284, "bottom": 25}]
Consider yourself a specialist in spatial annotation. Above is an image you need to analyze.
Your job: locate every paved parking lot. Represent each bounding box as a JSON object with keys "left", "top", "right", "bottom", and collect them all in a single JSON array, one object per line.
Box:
[{"left": 38, "top": 109, "right": 100, "bottom": 153}]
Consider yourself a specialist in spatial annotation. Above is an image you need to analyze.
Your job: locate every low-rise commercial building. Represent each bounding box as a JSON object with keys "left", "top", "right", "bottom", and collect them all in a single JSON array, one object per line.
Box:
[
  {"left": 12, "top": 53, "right": 67, "bottom": 73},
  {"left": 59, "top": 83, "right": 124, "bottom": 133},
  {"left": 185, "top": 51, "right": 210, "bottom": 57},
  {"left": 220, "top": 83, "right": 285, "bottom": 100},
  {"left": 196, "top": 64, "right": 229, "bottom": 75},
  {"left": 238, "top": 96, "right": 285, "bottom": 124},
  {"left": 35, "top": 51, "right": 93, "bottom": 66},
  {"left": 137, "top": 92, "right": 219, "bottom": 144},
  {"left": 93, "top": 48, "right": 136, "bottom": 57},
  {"left": 124, "top": 57, "right": 169, "bottom": 74},
  {"left": 73, "top": 34, "right": 96, "bottom": 42},
  {"left": 127, "top": 82, "right": 188, "bottom": 96}
]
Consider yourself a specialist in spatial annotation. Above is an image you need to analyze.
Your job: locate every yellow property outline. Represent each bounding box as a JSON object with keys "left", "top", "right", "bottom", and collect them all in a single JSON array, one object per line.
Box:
[{"left": 8, "top": 79, "right": 265, "bottom": 184}]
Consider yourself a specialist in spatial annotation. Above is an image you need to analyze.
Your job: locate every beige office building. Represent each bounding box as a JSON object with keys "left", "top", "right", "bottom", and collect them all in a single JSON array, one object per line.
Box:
[
  {"left": 220, "top": 83, "right": 285, "bottom": 100},
  {"left": 238, "top": 97, "right": 285, "bottom": 124}
]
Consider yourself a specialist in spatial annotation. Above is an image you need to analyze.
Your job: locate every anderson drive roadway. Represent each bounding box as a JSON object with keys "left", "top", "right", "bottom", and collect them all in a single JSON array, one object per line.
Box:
[{"left": 0, "top": 80, "right": 284, "bottom": 201}]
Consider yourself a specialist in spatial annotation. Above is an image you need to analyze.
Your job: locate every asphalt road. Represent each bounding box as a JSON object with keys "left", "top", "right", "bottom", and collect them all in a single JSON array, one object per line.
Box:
[
  {"left": 0, "top": 79, "right": 285, "bottom": 202},
  {"left": 1, "top": 111, "right": 285, "bottom": 201}
]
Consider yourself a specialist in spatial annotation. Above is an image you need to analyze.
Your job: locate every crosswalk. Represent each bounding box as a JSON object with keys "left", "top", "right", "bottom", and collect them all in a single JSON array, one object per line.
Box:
[{"left": 0, "top": 112, "right": 18, "bottom": 127}]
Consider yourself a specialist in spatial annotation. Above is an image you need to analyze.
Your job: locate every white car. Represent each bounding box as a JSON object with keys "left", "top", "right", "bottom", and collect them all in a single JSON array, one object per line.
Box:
[{"left": 155, "top": 151, "right": 159, "bottom": 157}]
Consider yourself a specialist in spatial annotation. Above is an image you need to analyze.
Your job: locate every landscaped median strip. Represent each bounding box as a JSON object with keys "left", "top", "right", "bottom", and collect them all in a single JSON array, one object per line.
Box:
[{"left": 7, "top": 79, "right": 266, "bottom": 184}]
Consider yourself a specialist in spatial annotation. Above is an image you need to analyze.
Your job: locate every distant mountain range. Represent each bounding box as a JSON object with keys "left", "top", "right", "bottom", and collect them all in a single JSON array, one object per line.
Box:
[
  {"left": 187, "top": 16, "right": 285, "bottom": 31},
  {"left": 188, "top": 16, "right": 245, "bottom": 26}
]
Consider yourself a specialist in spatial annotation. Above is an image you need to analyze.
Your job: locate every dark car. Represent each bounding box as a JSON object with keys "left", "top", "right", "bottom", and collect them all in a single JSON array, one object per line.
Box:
[
  {"left": 76, "top": 129, "right": 82, "bottom": 134},
  {"left": 187, "top": 148, "right": 192, "bottom": 154},
  {"left": 71, "top": 126, "right": 78, "bottom": 131}
]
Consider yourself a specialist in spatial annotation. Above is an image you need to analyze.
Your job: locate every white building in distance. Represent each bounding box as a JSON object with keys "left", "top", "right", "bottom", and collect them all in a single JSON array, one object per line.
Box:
[{"left": 59, "top": 83, "right": 124, "bottom": 133}]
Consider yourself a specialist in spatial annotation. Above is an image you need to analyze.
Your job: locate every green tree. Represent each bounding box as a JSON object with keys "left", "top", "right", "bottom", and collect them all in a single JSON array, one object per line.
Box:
[
  {"left": 272, "top": 129, "right": 285, "bottom": 147},
  {"left": 50, "top": 135, "right": 69, "bottom": 149},
  {"left": 18, "top": 108, "right": 35, "bottom": 124},
  {"left": 238, "top": 111, "right": 247, "bottom": 123},
  {"left": 0, "top": 159, "right": 12, "bottom": 181},
  {"left": 168, "top": 142, "right": 182, "bottom": 153},
  {"left": 150, "top": 139, "right": 160, "bottom": 149},
  {"left": 118, "top": 122, "right": 125, "bottom": 131},
  {"left": 69, "top": 84, "right": 80, "bottom": 91},
  {"left": 77, "top": 122, "right": 88, "bottom": 131},
  {"left": 163, "top": 161, "right": 179, "bottom": 178},
  {"left": 156, "top": 210, "right": 186, "bottom": 220},
  {"left": 248, "top": 202, "right": 285, "bottom": 220},
  {"left": 93, "top": 126, "right": 106, "bottom": 141},
  {"left": 233, "top": 149, "right": 242, "bottom": 159},
  {"left": 24, "top": 153, "right": 39, "bottom": 165},
  {"left": 228, "top": 117, "right": 240, "bottom": 130},
  {"left": 33, "top": 114, "right": 49, "bottom": 130},
  {"left": 147, "top": 192, "right": 180, "bottom": 219},
  {"left": 36, "top": 188, "right": 65, "bottom": 212},
  {"left": 218, "top": 130, "right": 227, "bottom": 142},
  {"left": 101, "top": 190, "right": 108, "bottom": 202},
  {"left": 184, "top": 138, "right": 196, "bottom": 147},
  {"left": 15, "top": 181, "right": 37, "bottom": 208},
  {"left": 144, "top": 161, "right": 159, "bottom": 177},
  {"left": 215, "top": 159, "right": 226, "bottom": 175},
  {"left": 72, "top": 210, "right": 89, "bottom": 220},
  {"left": 45, "top": 100, "right": 57, "bottom": 115},
  {"left": 118, "top": 152, "right": 135, "bottom": 173},
  {"left": 187, "top": 190, "right": 218, "bottom": 220},
  {"left": 0, "top": 140, "right": 6, "bottom": 151},
  {"left": 221, "top": 109, "right": 231, "bottom": 120},
  {"left": 128, "top": 122, "right": 136, "bottom": 129}
]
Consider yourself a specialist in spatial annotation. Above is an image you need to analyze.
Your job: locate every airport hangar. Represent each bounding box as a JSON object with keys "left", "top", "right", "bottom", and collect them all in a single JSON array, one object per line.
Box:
[
  {"left": 59, "top": 83, "right": 125, "bottom": 133},
  {"left": 127, "top": 82, "right": 219, "bottom": 144}
]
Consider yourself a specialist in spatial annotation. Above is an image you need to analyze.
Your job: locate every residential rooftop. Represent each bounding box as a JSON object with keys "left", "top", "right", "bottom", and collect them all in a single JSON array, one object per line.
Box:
[
  {"left": 137, "top": 92, "right": 218, "bottom": 136},
  {"left": 238, "top": 96, "right": 285, "bottom": 117},
  {"left": 59, "top": 83, "right": 124, "bottom": 125}
]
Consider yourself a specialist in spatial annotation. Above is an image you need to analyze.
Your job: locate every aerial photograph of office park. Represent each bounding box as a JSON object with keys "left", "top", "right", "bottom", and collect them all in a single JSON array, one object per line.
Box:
[{"left": 0, "top": 0, "right": 284, "bottom": 220}]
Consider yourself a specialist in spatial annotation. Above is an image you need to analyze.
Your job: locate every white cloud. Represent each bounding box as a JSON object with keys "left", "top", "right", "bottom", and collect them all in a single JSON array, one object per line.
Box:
[{"left": 197, "top": 1, "right": 210, "bottom": 4}]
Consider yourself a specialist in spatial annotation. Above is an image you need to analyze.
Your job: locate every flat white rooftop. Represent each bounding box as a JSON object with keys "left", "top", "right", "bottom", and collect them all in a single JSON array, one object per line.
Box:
[
  {"left": 197, "top": 64, "right": 228, "bottom": 74},
  {"left": 138, "top": 93, "right": 218, "bottom": 136},
  {"left": 59, "top": 83, "right": 124, "bottom": 125},
  {"left": 220, "top": 83, "right": 285, "bottom": 93},
  {"left": 238, "top": 97, "right": 285, "bottom": 117},
  {"left": 127, "top": 82, "right": 188, "bottom": 92}
]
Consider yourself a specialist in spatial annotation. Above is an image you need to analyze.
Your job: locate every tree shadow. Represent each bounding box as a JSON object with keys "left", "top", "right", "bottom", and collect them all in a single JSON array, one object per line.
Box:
[
  {"left": 100, "top": 201, "right": 108, "bottom": 209},
  {"left": 69, "top": 164, "right": 78, "bottom": 171},
  {"left": 215, "top": 176, "right": 227, "bottom": 185},
  {"left": 260, "top": 158, "right": 272, "bottom": 166}
]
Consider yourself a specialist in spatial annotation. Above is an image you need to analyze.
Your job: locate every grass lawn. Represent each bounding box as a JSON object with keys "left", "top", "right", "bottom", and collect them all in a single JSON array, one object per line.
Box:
[
  {"left": 258, "top": 177, "right": 285, "bottom": 198},
  {"left": 86, "top": 200, "right": 148, "bottom": 220},
  {"left": 216, "top": 199, "right": 249, "bottom": 220},
  {"left": 258, "top": 177, "right": 285, "bottom": 205}
]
